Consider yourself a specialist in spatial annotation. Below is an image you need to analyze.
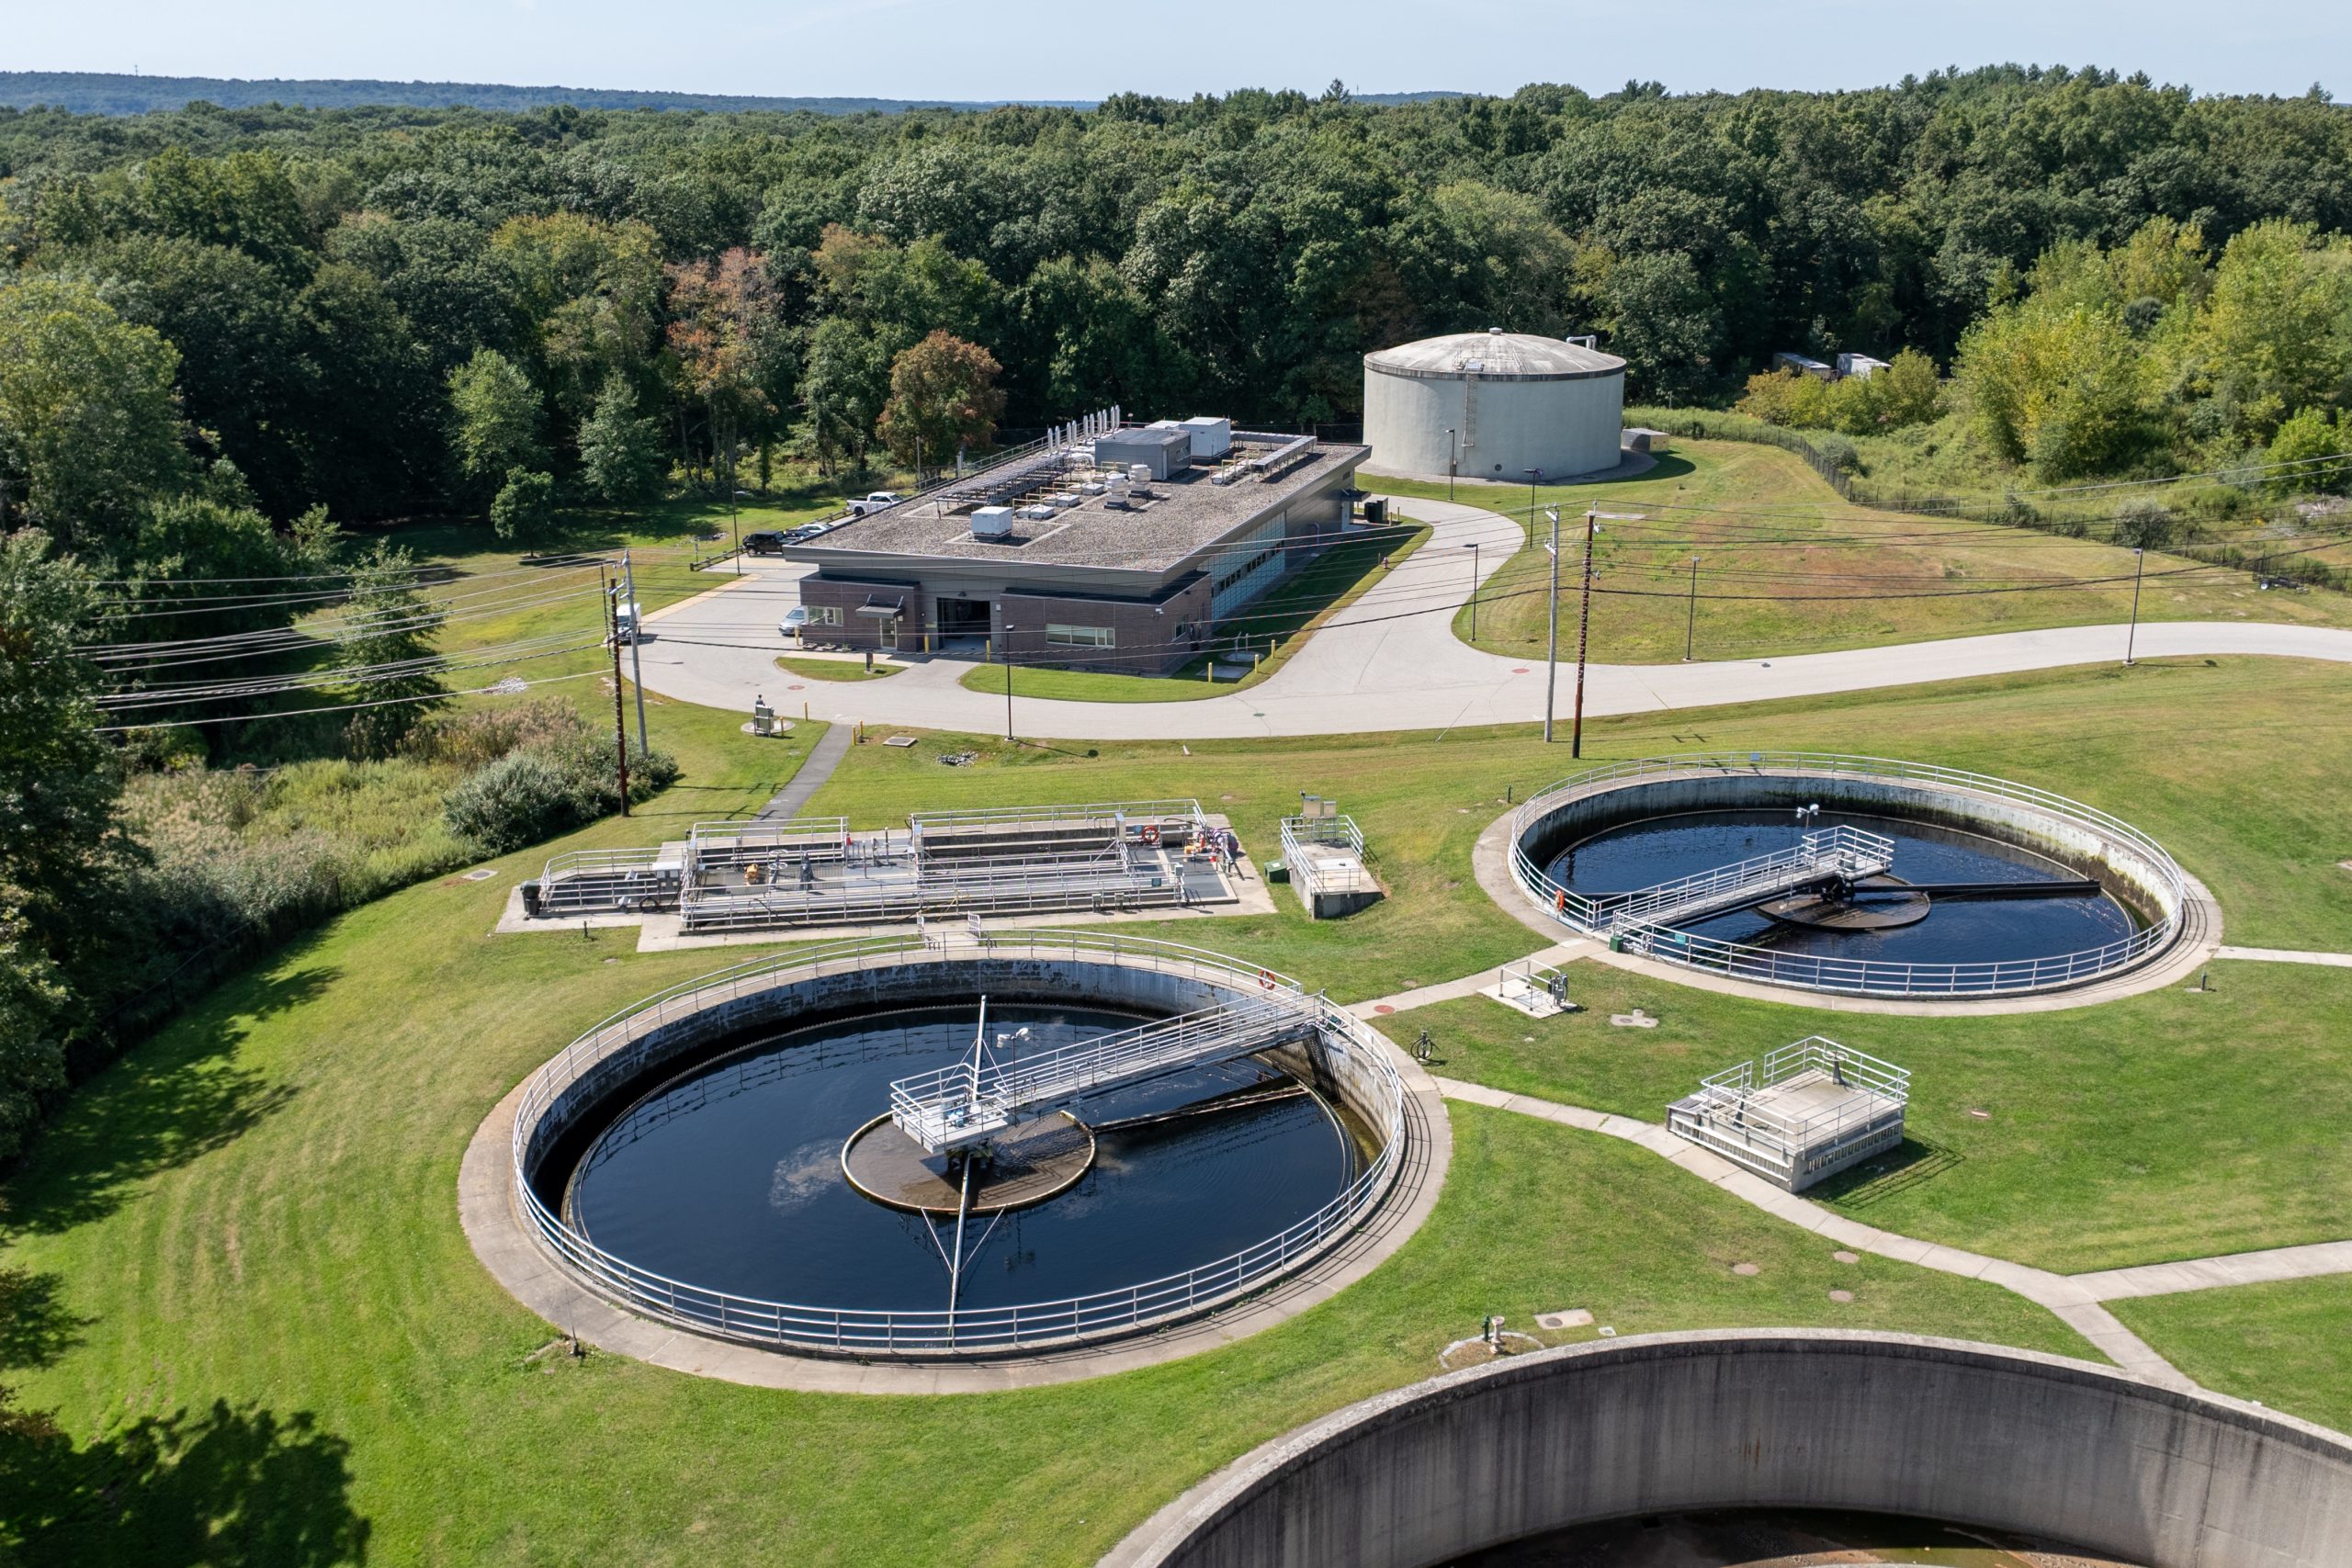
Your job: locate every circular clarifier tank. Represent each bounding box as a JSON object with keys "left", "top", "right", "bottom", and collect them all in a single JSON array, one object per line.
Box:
[
  {"left": 1504, "top": 755, "right": 2196, "bottom": 998},
  {"left": 556, "top": 1003, "right": 1360, "bottom": 1315},
  {"left": 1545, "top": 808, "right": 2139, "bottom": 972},
  {"left": 509, "top": 937, "right": 1416, "bottom": 1359}
]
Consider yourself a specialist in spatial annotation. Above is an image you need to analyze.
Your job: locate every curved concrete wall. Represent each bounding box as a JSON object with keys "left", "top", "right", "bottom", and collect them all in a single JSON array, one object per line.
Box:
[
  {"left": 1518, "top": 771, "right": 2183, "bottom": 931},
  {"left": 1108, "top": 1331, "right": 2352, "bottom": 1568},
  {"left": 1363, "top": 365, "right": 1624, "bottom": 479}
]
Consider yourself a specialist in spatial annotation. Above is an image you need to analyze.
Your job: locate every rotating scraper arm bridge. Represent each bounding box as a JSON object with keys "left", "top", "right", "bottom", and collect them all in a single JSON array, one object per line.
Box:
[
  {"left": 888, "top": 988, "right": 1322, "bottom": 1154},
  {"left": 1584, "top": 825, "right": 1893, "bottom": 931}
]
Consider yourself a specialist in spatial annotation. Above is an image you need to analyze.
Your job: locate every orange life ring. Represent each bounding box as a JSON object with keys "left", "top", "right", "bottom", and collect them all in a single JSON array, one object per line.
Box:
[
  {"left": 1140, "top": 824, "right": 1160, "bottom": 845},
  {"left": 1259, "top": 969, "right": 1276, "bottom": 989},
  {"left": 1554, "top": 889, "right": 1567, "bottom": 912}
]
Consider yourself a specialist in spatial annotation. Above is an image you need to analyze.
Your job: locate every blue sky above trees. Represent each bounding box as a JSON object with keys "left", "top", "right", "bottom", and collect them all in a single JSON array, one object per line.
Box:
[{"left": 10, "top": 0, "right": 2346, "bottom": 104}]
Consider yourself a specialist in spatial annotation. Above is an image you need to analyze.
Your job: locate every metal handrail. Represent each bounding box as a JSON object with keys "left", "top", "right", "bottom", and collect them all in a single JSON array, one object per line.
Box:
[
  {"left": 1508, "top": 753, "right": 2190, "bottom": 998},
  {"left": 510, "top": 931, "right": 1405, "bottom": 1354},
  {"left": 1589, "top": 825, "right": 1894, "bottom": 929}
]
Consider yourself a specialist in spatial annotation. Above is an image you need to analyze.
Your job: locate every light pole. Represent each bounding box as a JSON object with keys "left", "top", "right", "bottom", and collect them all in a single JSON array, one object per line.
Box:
[
  {"left": 1684, "top": 556, "right": 1701, "bottom": 661},
  {"left": 1445, "top": 428, "right": 1457, "bottom": 501},
  {"left": 1543, "top": 506, "right": 1561, "bottom": 742},
  {"left": 2125, "top": 547, "right": 2145, "bottom": 666},
  {"left": 1464, "top": 541, "right": 1480, "bottom": 640},
  {"left": 1000, "top": 621, "right": 1016, "bottom": 741}
]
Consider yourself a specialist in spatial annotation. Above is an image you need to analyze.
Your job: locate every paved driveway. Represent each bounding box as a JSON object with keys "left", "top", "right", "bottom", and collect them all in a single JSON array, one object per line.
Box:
[{"left": 630, "top": 502, "right": 2352, "bottom": 739}]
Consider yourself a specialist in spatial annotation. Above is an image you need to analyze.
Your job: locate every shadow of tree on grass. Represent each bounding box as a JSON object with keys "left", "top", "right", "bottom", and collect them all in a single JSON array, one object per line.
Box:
[
  {"left": 0, "top": 1399, "right": 369, "bottom": 1566},
  {"left": 4, "top": 964, "right": 338, "bottom": 1237},
  {"left": 0, "top": 1267, "right": 87, "bottom": 1372}
]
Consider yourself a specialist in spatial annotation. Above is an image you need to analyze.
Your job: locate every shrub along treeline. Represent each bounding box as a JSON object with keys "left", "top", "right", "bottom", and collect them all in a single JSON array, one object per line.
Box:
[{"left": 1732, "top": 218, "right": 2352, "bottom": 488}]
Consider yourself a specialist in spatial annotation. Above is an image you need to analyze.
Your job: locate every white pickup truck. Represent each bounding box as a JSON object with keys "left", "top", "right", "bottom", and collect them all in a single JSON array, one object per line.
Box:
[{"left": 843, "top": 491, "right": 902, "bottom": 517}]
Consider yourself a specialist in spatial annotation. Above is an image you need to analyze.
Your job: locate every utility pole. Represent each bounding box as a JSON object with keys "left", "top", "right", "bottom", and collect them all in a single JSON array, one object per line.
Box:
[
  {"left": 2125, "top": 547, "right": 2145, "bottom": 665},
  {"left": 1570, "top": 507, "right": 1598, "bottom": 759},
  {"left": 1445, "top": 428, "right": 1457, "bottom": 501},
  {"left": 605, "top": 572, "right": 630, "bottom": 817},
  {"left": 1543, "top": 507, "right": 1561, "bottom": 743},
  {"left": 727, "top": 438, "right": 741, "bottom": 577},
  {"left": 1684, "top": 556, "right": 1701, "bottom": 661},
  {"left": 623, "top": 548, "right": 648, "bottom": 753}
]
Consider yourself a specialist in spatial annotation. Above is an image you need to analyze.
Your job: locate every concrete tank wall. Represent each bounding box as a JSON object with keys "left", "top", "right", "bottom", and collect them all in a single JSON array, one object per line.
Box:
[
  {"left": 1107, "top": 1331, "right": 2352, "bottom": 1568},
  {"left": 1363, "top": 365, "right": 1624, "bottom": 480}
]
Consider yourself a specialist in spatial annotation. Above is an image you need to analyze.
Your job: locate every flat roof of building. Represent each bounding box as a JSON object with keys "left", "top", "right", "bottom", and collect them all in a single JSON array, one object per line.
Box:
[{"left": 786, "top": 437, "right": 1368, "bottom": 577}]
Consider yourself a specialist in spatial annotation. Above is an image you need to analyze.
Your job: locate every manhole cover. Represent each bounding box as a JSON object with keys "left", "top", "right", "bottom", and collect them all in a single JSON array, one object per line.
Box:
[
  {"left": 1833, "top": 1250, "right": 1860, "bottom": 1264},
  {"left": 1534, "top": 1308, "right": 1593, "bottom": 1330},
  {"left": 787, "top": 684, "right": 806, "bottom": 691},
  {"left": 1373, "top": 1004, "right": 1396, "bottom": 1014},
  {"left": 1512, "top": 667, "right": 1530, "bottom": 673},
  {"left": 1828, "top": 1289, "right": 1856, "bottom": 1303},
  {"left": 1732, "top": 1262, "right": 1760, "bottom": 1277},
  {"left": 460, "top": 867, "right": 499, "bottom": 882}
]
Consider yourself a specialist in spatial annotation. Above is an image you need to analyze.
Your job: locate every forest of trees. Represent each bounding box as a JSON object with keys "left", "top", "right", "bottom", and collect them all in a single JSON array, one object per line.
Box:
[{"left": 3, "top": 64, "right": 2348, "bottom": 553}]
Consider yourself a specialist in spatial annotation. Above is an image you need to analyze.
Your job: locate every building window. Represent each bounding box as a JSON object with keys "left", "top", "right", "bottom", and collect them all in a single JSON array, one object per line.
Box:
[
  {"left": 807, "top": 605, "right": 844, "bottom": 626},
  {"left": 1045, "top": 623, "right": 1115, "bottom": 649}
]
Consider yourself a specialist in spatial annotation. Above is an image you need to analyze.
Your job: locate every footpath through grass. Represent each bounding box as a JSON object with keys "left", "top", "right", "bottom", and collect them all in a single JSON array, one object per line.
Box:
[
  {"left": 955, "top": 520, "right": 1431, "bottom": 703},
  {"left": 775, "top": 654, "right": 898, "bottom": 682},
  {"left": 1366, "top": 441, "right": 2352, "bottom": 664}
]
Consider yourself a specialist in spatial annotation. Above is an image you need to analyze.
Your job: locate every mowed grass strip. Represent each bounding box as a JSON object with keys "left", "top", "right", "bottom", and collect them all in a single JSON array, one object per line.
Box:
[
  {"left": 1366, "top": 441, "right": 2352, "bottom": 663},
  {"left": 2108, "top": 1276, "right": 2352, "bottom": 1437}
]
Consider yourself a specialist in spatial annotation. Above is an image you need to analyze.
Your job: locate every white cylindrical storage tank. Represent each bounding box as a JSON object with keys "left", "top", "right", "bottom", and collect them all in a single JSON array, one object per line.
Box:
[{"left": 1363, "top": 329, "right": 1627, "bottom": 481}]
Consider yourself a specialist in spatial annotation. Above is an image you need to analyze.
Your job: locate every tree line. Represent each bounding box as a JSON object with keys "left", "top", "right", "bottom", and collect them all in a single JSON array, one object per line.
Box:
[{"left": 2, "top": 64, "right": 2346, "bottom": 545}]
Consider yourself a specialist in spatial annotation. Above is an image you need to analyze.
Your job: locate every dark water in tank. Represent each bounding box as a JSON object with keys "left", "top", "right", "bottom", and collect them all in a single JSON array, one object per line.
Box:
[
  {"left": 1440, "top": 1506, "right": 2140, "bottom": 1565},
  {"left": 562, "top": 1002, "right": 1358, "bottom": 1312},
  {"left": 1544, "top": 809, "right": 2138, "bottom": 968}
]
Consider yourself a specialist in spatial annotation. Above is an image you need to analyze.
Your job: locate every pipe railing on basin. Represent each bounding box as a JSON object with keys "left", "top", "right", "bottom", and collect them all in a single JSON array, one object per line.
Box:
[
  {"left": 510, "top": 931, "right": 1407, "bottom": 1355},
  {"left": 1506, "top": 753, "right": 2189, "bottom": 998}
]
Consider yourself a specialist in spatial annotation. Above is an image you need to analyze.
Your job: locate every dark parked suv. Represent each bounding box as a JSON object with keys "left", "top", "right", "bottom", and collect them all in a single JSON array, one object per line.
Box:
[{"left": 743, "top": 531, "right": 786, "bottom": 555}]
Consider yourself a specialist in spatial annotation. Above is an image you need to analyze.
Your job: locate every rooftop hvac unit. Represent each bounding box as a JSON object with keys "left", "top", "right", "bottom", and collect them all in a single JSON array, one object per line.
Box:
[
  {"left": 1179, "top": 416, "right": 1232, "bottom": 458},
  {"left": 1128, "top": 464, "right": 1153, "bottom": 483},
  {"left": 1080, "top": 481, "right": 1106, "bottom": 495},
  {"left": 1020, "top": 504, "right": 1057, "bottom": 521},
  {"left": 971, "top": 506, "right": 1014, "bottom": 540}
]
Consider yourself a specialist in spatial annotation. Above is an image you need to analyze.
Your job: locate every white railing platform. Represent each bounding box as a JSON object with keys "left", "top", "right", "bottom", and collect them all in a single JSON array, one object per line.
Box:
[{"left": 888, "top": 992, "right": 1319, "bottom": 1153}]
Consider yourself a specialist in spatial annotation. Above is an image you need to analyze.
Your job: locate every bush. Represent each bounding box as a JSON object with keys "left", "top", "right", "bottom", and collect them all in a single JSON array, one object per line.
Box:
[
  {"left": 1812, "top": 434, "right": 1861, "bottom": 474},
  {"left": 442, "top": 737, "right": 678, "bottom": 854},
  {"left": 405, "top": 698, "right": 594, "bottom": 772},
  {"left": 2113, "top": 498, "right": 2179, "bottom": 551}
]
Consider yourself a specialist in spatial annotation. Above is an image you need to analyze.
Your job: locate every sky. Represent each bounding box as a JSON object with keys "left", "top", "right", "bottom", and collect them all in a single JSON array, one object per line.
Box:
[{"left": 8, "top": 0, "right": 2347, "bottom": 103}]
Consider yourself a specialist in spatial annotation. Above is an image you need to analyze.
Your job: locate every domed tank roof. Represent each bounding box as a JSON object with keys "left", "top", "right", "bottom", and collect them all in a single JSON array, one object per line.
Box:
[{"left": 1364, "top": 329, "right": 1625, "bottom": 381}]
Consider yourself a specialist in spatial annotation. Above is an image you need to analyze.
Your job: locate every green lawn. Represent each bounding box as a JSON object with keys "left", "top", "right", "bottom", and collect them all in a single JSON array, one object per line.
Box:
[
  {"left": 8, "top": 639, "right": 2352, "bottom": 1560},
  {"left": 775, "top": 655, "right": 899, "bottom": 682},
  {"left": 1407, "top": 957, "right": 2352, "bottom": 1273},
  {"left": 2109, "top": 1276, "right": 2352, "bottom": 1435},
  {"left": 1364, "top": 440, "right": 2352, "bottom": 664},
  {"left": 955, "top": 521, "right": 1431, "bottom": 702}
]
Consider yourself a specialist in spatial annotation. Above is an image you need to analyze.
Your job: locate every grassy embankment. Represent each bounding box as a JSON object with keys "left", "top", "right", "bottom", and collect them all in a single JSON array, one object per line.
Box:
[
  {"left": 6, "top": 658, "right": 2351, "bottom": 1560},
  {"left": 1363, "top": 439, "right": 2352, "bottom": 663},
  {"left": 2110, "top": 1276, "right": 2352, "bottom": 1436},
  {"left": 954, "top": 520, "right": 1432, "bottom": 702}
]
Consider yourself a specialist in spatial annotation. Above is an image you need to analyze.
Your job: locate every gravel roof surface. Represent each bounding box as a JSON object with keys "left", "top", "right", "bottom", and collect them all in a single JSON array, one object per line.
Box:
[{"left": 790, "top": 442, "right": 1368, "bottom": 574}]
